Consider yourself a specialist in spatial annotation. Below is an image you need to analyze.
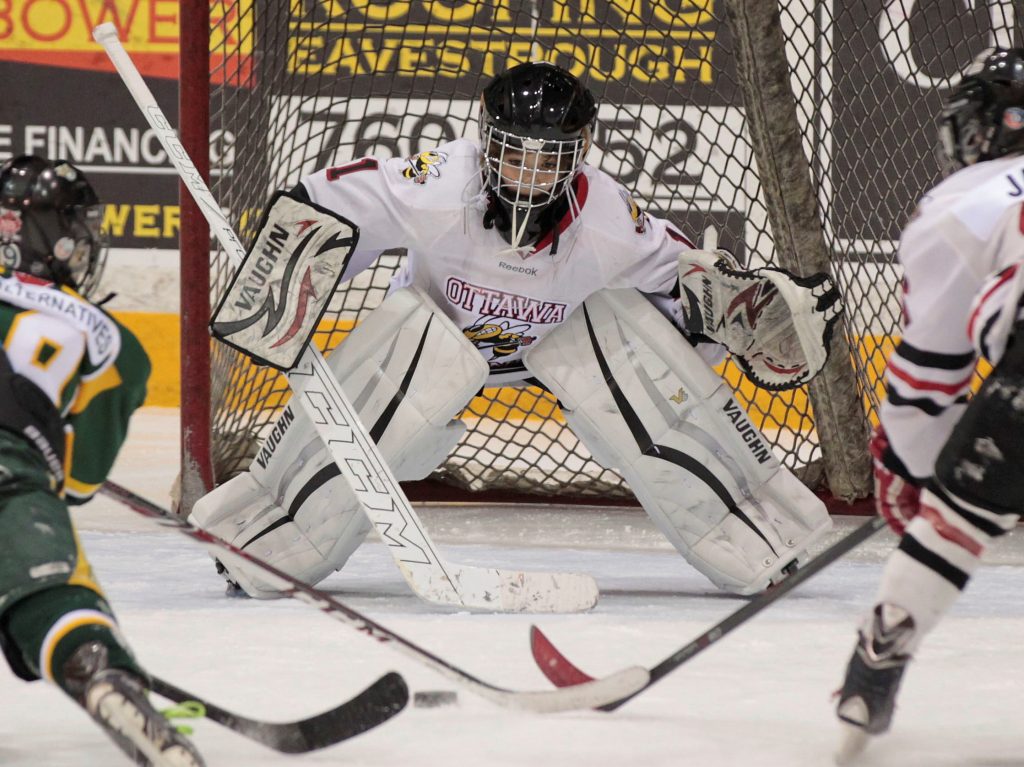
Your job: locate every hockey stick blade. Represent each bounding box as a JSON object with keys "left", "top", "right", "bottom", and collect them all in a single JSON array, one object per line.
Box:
[
  {"left": 94, "top": 21, "right": 596, "bottom": 615},
  {"left": 150, "top": 672, "right": 407, "bottom": 753},
  {"left": 100, "top": 481, "right": 647, "bottom": 713},
  {"left": 531, "top": 517, "right": 888, "bottom": 711}
]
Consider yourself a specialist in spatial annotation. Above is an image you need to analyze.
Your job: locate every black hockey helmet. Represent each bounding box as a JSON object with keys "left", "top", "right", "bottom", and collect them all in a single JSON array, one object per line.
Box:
[
  {"left": 0, "top": 155, "right": 107, "bottom": 297},
  {"left": 939, "top": 47, "right": 1024, "bottom": 170},
  {"left": 479, "top": 62, "right": 598, "bottom": 248}
]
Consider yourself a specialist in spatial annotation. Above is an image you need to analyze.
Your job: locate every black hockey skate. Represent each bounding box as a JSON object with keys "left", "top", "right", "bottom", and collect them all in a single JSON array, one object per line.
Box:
[
  {"left": 834, "top": 604, "right": 914, "bottom": 764},
  {"left": 65, "top": 642, "right": 206, "bottom": 767},
  {"left": 214, "top": 558, "right": 250, "bottom": 598}
]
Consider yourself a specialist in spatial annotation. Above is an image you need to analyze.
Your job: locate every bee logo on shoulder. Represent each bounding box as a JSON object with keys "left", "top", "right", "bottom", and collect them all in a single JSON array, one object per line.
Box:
[
  {"left": 402, "top": 151, "right": 448, "bottom": 184},
  {"left": 618, "top": 189, "right": 648, "bottom": 235}
]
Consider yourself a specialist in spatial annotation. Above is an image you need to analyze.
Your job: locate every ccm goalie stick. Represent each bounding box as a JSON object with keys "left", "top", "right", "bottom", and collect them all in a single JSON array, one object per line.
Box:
[
  {"left": 100, "top": 481, "right": 649, "bottom": 713},
  {"left": 92, "top": 23, "right": 597, "bottom": 614},
  {"left": 149, "top": 673, "right": 407, "bottom": 754},
  {"left": 531, "top": 517, "right": 888, "bottom": 710}
]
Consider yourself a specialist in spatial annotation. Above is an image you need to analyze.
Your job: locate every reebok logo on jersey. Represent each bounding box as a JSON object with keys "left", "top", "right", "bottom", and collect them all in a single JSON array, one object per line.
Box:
[{"left": 498, "top": 261, "right": 538, "bottom": 276}]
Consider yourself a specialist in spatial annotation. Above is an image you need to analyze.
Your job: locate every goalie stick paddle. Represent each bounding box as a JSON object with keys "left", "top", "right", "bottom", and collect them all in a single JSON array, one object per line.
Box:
[
  {"left": 531, "top": 516, "right": 888, "bottom": 711},
  {"left": 150, "top": 673, "right": 407, "bottom": 754},
  {"left": 92, "top": 21, "right": 597, "bottom": 615},
  {"left": 99, "top": 481, "right": 649, "bottom": 713}
]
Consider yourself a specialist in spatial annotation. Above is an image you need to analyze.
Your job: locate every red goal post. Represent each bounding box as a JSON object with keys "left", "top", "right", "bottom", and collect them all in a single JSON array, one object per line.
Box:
[{"left": 177, "top": 0, "right": 1017, "bottom": 515}]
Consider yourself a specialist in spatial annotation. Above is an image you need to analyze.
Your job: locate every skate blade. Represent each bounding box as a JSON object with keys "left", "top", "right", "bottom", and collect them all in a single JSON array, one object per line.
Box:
[{"left": 834, "top": 722, "right": 871, "bottom": 766}]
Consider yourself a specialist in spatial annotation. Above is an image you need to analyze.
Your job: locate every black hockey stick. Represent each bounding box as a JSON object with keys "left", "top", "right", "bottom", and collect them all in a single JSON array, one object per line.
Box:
[
  {"left": 531, "top": 516, "right": 888, "bottom": 710},
  {"left": 149, "top": 672, "right": 407, "bottom": 753},
  {"left": 99, "top": 481, "right": 648, "bottom": 712}
]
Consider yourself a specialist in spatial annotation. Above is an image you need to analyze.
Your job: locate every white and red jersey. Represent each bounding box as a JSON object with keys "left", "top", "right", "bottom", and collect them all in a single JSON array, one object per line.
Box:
[
  {"left": 300, "top": 139, "right": 697, "bottom": 384},
  {"left": 882, "top": 152, "right": 1024, "bottom": 480}
]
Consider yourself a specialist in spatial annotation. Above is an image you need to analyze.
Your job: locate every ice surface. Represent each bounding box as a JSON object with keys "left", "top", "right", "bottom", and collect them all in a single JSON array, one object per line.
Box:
[{"left": 2, "top": 408, "right": 1022, "bottom": 767}]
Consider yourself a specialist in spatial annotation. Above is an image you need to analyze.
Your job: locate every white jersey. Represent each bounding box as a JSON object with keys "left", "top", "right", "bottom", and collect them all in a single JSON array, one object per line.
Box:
[
  {"left": 300, "top": 139, "right": 696, "bottom": 384},
  {"left": 881, "top": 152, "right": 1024, "bottom": 480}
]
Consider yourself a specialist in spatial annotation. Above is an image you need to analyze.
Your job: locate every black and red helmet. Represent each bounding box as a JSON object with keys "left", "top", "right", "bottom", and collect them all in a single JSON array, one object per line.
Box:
[
  {"left": 939, "top": 47, "right": 1024, "bottom": 170},
  {"left": 0, "top": 155, "right": 106, "bottom": 297}
]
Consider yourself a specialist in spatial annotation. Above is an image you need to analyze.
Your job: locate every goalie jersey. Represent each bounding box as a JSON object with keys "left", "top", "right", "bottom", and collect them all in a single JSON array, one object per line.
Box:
[
  {"left": 299, "top": 138, "right": 698, "bottom": 384},
  {"left": 882, "top": 152, "right": 1024, "bottom": 481},
  {"left": 0, "top": 269, "right": 150, "bottom": 502}
]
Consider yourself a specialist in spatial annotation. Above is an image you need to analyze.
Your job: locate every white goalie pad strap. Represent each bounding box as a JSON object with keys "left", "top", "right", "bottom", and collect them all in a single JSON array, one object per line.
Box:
[
  {"left": 191, "top": 286, "right": 489, "bottom": 595},
  {"left": 210, "top": 190, "right": 359, "bottom": 371},
  {"left": 677, "top": 249, "right": 842, "bottom": 390},
  {"left": 525, "top": 288, "right": 831, "bottom": 595}
]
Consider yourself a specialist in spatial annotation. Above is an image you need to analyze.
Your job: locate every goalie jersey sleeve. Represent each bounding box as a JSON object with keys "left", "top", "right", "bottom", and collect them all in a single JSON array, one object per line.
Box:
[
  {"left": 880, "top": 155, "right": 1024, "bottom": 481},
  {"left": 0, "top": 270, "right": 150, "bottom": 503}
]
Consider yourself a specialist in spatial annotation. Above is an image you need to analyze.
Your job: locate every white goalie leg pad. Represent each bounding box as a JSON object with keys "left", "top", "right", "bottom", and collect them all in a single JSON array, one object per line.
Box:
[
  {"left": 525, "top": 289, "right": 832, "bottom": 595},
  {"left": 190, "top": 286, "right": 489, "bottom": 596}
]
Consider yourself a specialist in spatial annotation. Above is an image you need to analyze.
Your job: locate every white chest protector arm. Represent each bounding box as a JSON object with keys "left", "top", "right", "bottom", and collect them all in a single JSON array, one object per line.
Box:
[
  {"left": 525, "top": 288, "right": 832, "bottom": 595},
  {"left": 190, "top": 286, "right": 488, "bottom": 597}
]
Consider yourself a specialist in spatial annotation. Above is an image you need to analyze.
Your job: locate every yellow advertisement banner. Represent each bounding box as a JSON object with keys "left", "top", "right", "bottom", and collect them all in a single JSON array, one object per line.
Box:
[{"left": 0, "top": 0, "right": 251, "bottom": 75}]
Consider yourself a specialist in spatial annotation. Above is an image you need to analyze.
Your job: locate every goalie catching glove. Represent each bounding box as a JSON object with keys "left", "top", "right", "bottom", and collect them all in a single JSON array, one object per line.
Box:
[{"left": 677, "top": 250, "right": 842, "bottom": 390}]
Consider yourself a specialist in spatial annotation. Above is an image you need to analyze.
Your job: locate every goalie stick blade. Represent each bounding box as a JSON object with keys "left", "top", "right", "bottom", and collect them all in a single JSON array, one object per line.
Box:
[
  {"left": 151, "top": 672, "right": 408, "bottom": 754},
  {"left": 530, "top": 518, "right": 890, "bottom": 712},
  {"left": 444, "top": 567, "right": 598, "bottom": 613}
]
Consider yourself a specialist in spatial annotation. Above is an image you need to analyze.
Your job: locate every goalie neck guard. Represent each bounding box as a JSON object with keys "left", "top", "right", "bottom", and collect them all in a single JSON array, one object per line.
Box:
[
  {"left": 939, "top": 47, "right": 1024, "bottom": 171},
  {"left": 0, "top": 155, "right": 107, "bottom": 298},
  {"left": 479, "top": 62, "right": 597, "bottom": 250}
]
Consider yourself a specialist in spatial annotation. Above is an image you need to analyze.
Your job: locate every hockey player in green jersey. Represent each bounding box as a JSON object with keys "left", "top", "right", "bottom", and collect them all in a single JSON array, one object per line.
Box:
[{"left": 0, "top": 156, "right": 204, "bottom": 767}]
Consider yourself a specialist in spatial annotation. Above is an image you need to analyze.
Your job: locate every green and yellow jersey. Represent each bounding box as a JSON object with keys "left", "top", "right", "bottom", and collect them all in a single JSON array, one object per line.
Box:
[{"left": 0, "top": 268, "right": 150, "bottom": 503}]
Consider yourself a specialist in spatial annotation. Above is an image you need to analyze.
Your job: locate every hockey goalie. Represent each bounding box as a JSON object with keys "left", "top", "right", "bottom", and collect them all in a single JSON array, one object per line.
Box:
[{"left": 192, "top": 62, "right": 841, "bottom": 600}]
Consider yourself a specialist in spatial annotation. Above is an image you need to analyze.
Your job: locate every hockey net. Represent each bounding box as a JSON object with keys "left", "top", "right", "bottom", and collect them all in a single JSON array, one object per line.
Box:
[{"left": 182, "top": 1, "right": 1017, "bottom": 509}]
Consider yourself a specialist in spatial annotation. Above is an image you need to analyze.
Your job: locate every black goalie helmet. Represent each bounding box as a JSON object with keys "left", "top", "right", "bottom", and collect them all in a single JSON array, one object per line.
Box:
[
  {"left": 939, "top": 47, "right": 1024, "bottom": 171},
  {"left": 0, "top": 155, "right": 107, "bottom": 297},
  {"left": 479, "top": 62, "right": 597, "bottom": 248}
]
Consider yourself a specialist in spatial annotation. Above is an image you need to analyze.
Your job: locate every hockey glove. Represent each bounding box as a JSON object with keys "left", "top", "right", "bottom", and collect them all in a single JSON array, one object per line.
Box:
[
  {"left": 869, "top": 425, "right": 921, "bottom": 536},
  {"left": 677, "top": 249, "right": 843, "bottom": 390}
]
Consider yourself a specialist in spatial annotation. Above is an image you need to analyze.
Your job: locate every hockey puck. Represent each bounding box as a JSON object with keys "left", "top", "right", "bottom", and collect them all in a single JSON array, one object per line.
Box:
[{"left": 413, "top": 690, "right": 458, "bottom": 708}]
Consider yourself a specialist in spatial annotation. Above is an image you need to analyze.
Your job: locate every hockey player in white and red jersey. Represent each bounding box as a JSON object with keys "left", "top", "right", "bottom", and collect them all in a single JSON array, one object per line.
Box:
[
  {"left": 835, "top": 48, "right": 1024, "bottom": 762},
  {"left": 192, "top": 62, "right": 840, "bottom": 600}
]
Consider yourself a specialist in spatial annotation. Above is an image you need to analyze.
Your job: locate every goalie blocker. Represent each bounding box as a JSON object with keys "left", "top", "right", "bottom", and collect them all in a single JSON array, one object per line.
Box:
[
  {"left": 209, "top": 190, "right": 359, "bottom": 371},
  {"left": 196, "top": 283, "right": 829, "bottom": 598}
]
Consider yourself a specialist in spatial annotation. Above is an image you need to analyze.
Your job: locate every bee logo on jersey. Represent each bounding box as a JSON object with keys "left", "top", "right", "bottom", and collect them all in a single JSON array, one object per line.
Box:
[
  {"left": 402, "top": 151, "right": 448, "bottom": 184},
  {"left": 618, "top": 189, "right": 648, "bottom": 234},
  {"left": 463, "top": 316, "right": 536, "bottom": 360}
]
